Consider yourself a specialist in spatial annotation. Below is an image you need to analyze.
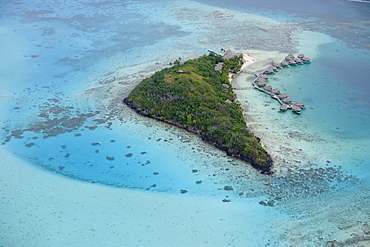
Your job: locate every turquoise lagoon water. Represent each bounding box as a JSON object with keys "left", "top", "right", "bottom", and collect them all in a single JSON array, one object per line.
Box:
[
  {"left": 236, "top": 38, "right": 370, "bottom": 175},
  {"left": 1, "top": 0, "right": 369, "bottom": 246}
]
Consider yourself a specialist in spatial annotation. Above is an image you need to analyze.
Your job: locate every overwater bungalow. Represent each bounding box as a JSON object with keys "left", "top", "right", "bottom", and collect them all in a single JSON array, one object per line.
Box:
[
  {"left": 279, "top": 104, "right": 288, "bottom": 111},
  {"left": 264, "top": 66, "right": 275, "bottom": 74},
  {"left": 302, "top": 57, "right": 311, "bottom": 63},
  {"left": 263, "top": 85, "right": 272, "bottom": 91},
  {"left": 272, "top": 88, "right": 280, "bottom": 95},
  {"left": 294, "top": 58, "right": 303, "bottom": 64},
  {"left": 292, "top": 105, "right": 302, "bottom": 114},
  {"left": 255, "top": 78, "right": 265, "bottom": 84},
  {"left": 246, "top": 54, "right": 310, "bottom": 114},
  {"left": 294, "top": 102, "right": 306, "bottom": 108},
  {"left": 278, "top": 93, "right": 288, "bottom": 99},
  {"left": 271, "top": 61, "right": 281, "bottom": 69},
  {"left": 256, "top": 81, "right": 266, "bottom": 87},
  {"left": 285, "top": 53, "right": 294, "bottom": 61}
]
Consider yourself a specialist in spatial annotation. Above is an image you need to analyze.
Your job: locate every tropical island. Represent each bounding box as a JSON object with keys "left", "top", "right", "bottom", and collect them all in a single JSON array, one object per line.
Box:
[{"left": 123, "top": 52, "right": 273, "bottom": 174}]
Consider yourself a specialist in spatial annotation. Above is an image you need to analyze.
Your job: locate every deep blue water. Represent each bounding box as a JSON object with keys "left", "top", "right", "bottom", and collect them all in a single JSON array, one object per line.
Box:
[
  {"left": 197, "top": 0, "right": 370, "bottom": 50},
  {"left": 196, "top": 0, "right": 370, "bottom": 19}
]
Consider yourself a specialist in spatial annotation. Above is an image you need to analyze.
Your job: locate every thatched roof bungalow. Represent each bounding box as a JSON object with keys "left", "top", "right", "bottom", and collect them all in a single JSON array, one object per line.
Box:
[
  {"left": 302, "top": 57, "right": 311, "bottom": 63},
  {"left": 256, "top": 81, "right": 266, "bottom": 87},
  {"left": 281, "top": 61, "right": 289, "bottom": 67},
  {"left": 279, "top": 104, "right": 288, "bottom": 111},
  {"left": 272, "top": 88, "right": 280, "bottom": 95},
  {"left": 289, "top": 60, "right": 297, "bottom": 65},
  {"left": 278, "top": 93, "right": 288, "bottom": 99},
  {"left": 298, "top": 54, "right": 305, "bottom": 59},
  {"left": 271, "top": 61, "right": 281, "bottom": 69},
  {"left": 222, "top": 49, "right": 234, "bottom": 60},
  {"left": 255, "top": 77, "right": 265, "bottom": 82},
  {"left": 214, "top": 62, "right": 224, "bottom": 71},
  {"left": 292, "top": 105, "right": 302, "bottom": 114},
  {"left": 285, "top": 54, "right": 294, "bottom": 61},
  {"left": 260, "top": 74, "right": 269, "bottom": 80},
  {"left": 263, "top": 85, "right": 272, "bottom": 91},
  {"left": 295, "top": 58, "right": 303, "bottom": 64},
  {"left": 294, "top": 102, "right": 306, "bottom": 108},
  {"left": 282, "top": 97, "right": 292, "bottom": 104},
  {"left": 254, "top": 78, "right": 265, "bottom": 85},
  {"left": 264, "top": 66, "right": 275, "bottom": 74}
]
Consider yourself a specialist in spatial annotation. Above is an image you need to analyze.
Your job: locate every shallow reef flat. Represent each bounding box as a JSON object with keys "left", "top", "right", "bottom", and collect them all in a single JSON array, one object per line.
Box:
[{"left": 0, "top": 0, "right": 369, "bottom": 246}]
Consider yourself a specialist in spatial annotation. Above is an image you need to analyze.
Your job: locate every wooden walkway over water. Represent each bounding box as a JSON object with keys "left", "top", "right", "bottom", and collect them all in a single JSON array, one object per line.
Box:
[
  {"left": 208, "top": 49, "right": 223, "bottom": 56},
  {"left": 234, "top": 53, "right": 310, "bottom": 114},
  {"left": 240, "top": 69, "right": 264, "bottom": 77},
  {"left": 233, "top": 86, "right": 255, "bottom": 90}
]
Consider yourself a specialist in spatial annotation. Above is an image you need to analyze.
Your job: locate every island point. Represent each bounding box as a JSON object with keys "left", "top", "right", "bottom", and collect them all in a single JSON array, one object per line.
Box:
[{"left": 124, "top": 50, "right": 280, "bottom": 174}]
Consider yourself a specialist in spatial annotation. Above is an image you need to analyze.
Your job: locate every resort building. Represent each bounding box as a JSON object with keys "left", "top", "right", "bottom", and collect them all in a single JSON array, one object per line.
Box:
[{"left": 222, "top": 49, "right": 234, "bottom": 60}]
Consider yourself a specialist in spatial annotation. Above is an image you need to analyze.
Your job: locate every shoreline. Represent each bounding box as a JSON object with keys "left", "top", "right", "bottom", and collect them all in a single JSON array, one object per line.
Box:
[
  {"left": 122, "top": 97, "right": 273, "bottom": 175},
  {"left": 122, "top": 53, "right": 273, "bottom": 174},
  {"left": 228, "top": 52, "right": 257, "bottom": 83},
  {"left": 1, "top": 0, "right": 369, "bottom": 245},
  {"left": 241, "top": 52, "right": 257, "bottom": 70}
]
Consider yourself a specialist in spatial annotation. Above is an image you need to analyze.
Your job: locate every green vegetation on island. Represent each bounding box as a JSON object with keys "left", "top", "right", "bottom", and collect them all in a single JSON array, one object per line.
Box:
[{"left": 123, "top": 53, "right": 273, "bottom": 174}]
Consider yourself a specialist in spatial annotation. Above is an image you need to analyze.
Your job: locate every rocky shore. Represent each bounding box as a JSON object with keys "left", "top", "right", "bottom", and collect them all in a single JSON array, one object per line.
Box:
[{"left": 123, "top": 93, "right": 273, "bottom": 175}]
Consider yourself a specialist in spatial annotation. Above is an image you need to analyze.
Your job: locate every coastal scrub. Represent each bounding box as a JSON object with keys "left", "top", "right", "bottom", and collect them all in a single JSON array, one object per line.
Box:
[{"left": 124, "top": 53, "right": 273, "bottom": 174}]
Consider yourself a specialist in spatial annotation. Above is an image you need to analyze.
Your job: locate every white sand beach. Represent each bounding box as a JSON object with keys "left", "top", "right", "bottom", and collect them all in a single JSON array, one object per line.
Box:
[
  {"left": 241, "top": 53, "right": 257, "bottom": 70},
  {"left": 228, "top": 52, "right": 258, "bottom": 83}
]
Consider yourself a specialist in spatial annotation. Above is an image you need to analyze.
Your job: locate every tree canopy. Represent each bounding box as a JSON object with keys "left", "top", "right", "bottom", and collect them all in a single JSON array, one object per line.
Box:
[{"left": 124, "top": 53, "right": 272, "bottom": 174}]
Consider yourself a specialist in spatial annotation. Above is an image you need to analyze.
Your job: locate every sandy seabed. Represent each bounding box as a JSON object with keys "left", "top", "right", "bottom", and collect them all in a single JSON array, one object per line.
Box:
[
  {"left": 1, "top": 0, "right": 369, "bottom": 246},
  {"left": 0, "top": 148, "right": 279, "bottom": 247}
]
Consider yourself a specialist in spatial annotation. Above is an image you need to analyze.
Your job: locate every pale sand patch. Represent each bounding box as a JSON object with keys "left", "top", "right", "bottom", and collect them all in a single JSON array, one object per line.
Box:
[
  {"left": 241, "top": 52, "right": 257, "bottom": 70},
  {"left": 228, "top": 52, "right": 258, "bottom": 83},
  {"left": 229, "top": 50, "right": 279, "bottom": 84},
  {"left": 0, "top": 148, "right": 274, "bottom": 247}
]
